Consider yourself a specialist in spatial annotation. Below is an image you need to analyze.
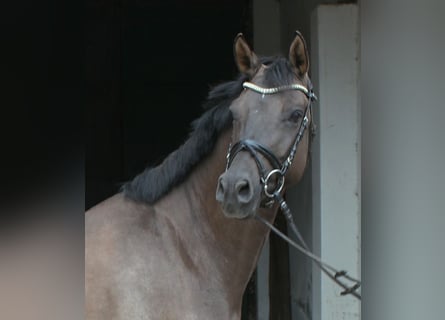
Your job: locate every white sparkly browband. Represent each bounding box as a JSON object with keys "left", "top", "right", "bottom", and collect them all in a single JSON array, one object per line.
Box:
[{"left": 242, "top": 81, "right": 310, "bottom": 96}]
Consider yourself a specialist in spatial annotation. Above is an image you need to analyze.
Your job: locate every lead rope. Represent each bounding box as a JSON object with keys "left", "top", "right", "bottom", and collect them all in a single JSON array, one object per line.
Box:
[{"left": 255, "top": 192, "right": 361, "bottom": 300}]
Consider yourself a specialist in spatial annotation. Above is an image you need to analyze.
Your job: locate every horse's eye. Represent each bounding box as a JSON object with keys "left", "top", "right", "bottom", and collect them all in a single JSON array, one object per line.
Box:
[{"left": 288, "top": 109, "right": 303, "bottom": 123}]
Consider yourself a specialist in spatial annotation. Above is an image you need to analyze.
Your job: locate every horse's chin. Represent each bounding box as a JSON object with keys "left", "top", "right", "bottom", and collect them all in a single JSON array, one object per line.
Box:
[
  {"left": 220, "top": 201, "right": 259, "bottom": 220},
  {"left": 222, "top": 211, "right": 253, "bottom": 220}
]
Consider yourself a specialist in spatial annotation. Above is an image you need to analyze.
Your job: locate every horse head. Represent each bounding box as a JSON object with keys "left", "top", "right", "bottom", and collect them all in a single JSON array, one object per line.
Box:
[{"left": 216, "top": 31, "right": 316, "bottom": 219}]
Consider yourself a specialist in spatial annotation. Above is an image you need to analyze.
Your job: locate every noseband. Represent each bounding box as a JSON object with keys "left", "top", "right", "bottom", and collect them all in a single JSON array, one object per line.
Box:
[{"left": 225, "top": 81, "right": 317, "bottom": 206}]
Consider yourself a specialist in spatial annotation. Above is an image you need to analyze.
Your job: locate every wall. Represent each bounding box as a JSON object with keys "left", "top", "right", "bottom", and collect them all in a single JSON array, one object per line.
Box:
[{"left": 361, "top": 0, "right": 445, "bottom": 319}]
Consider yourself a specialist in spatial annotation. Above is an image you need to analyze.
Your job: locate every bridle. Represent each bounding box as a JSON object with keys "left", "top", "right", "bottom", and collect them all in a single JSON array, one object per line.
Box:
[
  {"left": 224, "top": 80, "right": 362, "bottom": 300},
  {"left": 226, "top": 80, "right": 316, "bottom": 206}
]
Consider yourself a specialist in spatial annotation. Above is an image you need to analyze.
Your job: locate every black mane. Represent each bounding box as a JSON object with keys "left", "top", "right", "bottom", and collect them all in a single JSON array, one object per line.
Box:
[{"left": 122, "top": 56, "right": 297, "bottom": 204}]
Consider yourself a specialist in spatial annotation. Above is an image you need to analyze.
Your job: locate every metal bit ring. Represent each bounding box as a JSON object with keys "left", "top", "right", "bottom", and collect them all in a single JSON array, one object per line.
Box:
[{"left": 263, "top": 169, "right": 285, "bottom": 198}]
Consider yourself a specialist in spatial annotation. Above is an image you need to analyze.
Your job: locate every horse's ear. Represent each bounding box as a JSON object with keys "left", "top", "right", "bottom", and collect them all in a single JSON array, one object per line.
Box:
[
  {"left": 234, "top": 33, "right": 259, "bottom": 75},
  {"left": 289, "top": 31, "right": 309, "bottom": 77}
]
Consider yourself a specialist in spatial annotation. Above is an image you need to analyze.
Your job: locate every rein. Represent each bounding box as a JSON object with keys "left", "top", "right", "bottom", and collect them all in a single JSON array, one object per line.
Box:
[{"left": 226, "top": 81, "right": 361, "bottom": 300}]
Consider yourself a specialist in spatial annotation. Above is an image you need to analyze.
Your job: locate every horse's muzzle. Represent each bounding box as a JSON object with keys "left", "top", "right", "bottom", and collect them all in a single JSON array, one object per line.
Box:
[{"left": 215, "top": 171, "right": 260, "bottom": 219}]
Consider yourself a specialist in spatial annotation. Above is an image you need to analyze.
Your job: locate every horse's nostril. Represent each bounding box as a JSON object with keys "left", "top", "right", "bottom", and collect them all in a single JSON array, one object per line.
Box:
[
  {"left": 235, "top": 179, "right": 252, "bottom": 204},
  {"left": 236, "top": 180, "right": 249, "bottom": 195}
]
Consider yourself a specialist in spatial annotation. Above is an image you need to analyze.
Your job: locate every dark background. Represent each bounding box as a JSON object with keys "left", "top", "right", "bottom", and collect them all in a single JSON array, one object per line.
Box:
[{"left": 86, "top": 0, "right": 253, "bottom": 210}]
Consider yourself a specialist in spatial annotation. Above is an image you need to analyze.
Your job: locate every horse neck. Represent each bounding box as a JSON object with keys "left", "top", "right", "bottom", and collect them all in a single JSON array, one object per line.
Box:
[{"left": 168, "top": 129, "right": 279, "bottom": 304}]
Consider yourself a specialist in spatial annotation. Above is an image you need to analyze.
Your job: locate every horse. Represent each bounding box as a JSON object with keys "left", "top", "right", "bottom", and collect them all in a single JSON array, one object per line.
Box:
[{"left": 86, "top": 31, "right": 316, "bottom": 320}]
